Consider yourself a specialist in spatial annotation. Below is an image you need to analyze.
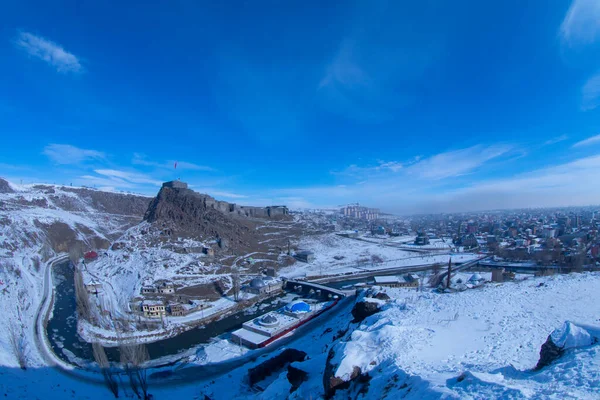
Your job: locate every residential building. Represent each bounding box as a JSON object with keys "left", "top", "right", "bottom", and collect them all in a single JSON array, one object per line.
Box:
[{"left": 142, "top": 300, "right": 166, "bottom": 318}]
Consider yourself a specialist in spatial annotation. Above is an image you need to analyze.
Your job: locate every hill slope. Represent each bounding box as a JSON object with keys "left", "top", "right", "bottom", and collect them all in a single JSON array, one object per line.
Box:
[{"left": 0, "top": 178, "right": 150, "bottom": 367}]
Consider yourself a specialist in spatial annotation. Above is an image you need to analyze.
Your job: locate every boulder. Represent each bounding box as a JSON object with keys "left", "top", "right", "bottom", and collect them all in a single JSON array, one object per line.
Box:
[
  {"left": 248, "top": 348, "right": 307, "bottom": 386},
  {"left": 374, "top": 292, "right": 390, "bottom": 301},
  {"left": 287, "top": 364, "right": 308, "bottom": 393},
  {"left": 323, "top": 347, "right": 362, "bottom": 399},
  {"left": 535, "top": 335, "right": 564, "bottom": 370},
  {"left": 351, "top": 300, "right": 381, "bottom": 323},
  {"left": 535, "top": 321, "right": 600, "bottom": 370}
]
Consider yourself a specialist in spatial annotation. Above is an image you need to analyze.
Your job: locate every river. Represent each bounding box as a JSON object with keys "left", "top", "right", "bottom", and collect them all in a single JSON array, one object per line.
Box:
[{"left": 47, "top": 261, "right": 293, "bottom": 366}]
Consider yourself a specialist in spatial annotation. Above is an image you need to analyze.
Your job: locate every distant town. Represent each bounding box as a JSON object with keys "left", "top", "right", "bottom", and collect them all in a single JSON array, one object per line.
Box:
[{"left": 336, "top": 204, "right": 600, "bottom": 269}]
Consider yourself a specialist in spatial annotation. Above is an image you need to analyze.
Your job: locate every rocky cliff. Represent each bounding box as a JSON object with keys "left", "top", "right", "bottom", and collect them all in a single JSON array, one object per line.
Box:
[{"left": 142, "top": 182, "right": 290, "bottom": 254}]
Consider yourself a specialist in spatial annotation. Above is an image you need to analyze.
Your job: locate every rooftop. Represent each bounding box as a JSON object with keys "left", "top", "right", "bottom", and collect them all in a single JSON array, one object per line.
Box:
[{"left": 374, "top": 276, "right": 400, "bottom": 284}]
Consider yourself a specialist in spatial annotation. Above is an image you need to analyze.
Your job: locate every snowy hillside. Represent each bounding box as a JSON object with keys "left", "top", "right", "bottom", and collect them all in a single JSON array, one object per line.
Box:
[
  {"left": 197, "top": 271, "right": 600, "bottom": 399},
  {"left": 5, "top": 271, "right": 598, "bottom": 399},
  {"left": 0, "top": 178, "right": 149, "bottom": 367}
]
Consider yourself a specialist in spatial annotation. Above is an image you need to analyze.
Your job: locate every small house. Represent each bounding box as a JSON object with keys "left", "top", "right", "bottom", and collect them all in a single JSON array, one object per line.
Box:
[
  {"left": 141, "top": 286, "right": 157, "bottom": 294},
  {"left": 158, "top": 282, "right": 175, "bottom": 294},
  {"left": 414, "top": 232, "right": 430, "bottom": 245},
  {"left": 85, "top": 280, "right": 102, "bottom": 294},
  {"left": 142, "top": 300, "right": 166, "bottom": 318},
  {"left": 294, "top": 250, "right": 315, "bottom": 263},
  {"left": 168, "top": 303, "right": 186, "bottom": 316},
  {"left": 84, "top": 251, "right": 98, "bottom": 262}
]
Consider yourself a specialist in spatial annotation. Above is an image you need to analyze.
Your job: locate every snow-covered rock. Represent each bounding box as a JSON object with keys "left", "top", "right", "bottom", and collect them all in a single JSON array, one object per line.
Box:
[
  {"left": 550, "top": 321, "right": 600, "bottom": 350},
  {"left": 536, "top": 321, "right": 600, "bottom": 370}
]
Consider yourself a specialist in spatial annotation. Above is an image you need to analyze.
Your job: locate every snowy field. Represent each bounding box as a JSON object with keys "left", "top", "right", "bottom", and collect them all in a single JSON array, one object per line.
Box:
[
  {"left": 326, "top": 272, "right": 600, "bottom": 399},
  {"left": 280, "top": 233, "right": 481, "bottom": 278}
]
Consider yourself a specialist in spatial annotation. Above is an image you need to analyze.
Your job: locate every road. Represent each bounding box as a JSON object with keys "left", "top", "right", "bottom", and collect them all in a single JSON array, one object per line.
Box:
[{"left": 33, "top": 254, "right": 107, "bottom": 385}]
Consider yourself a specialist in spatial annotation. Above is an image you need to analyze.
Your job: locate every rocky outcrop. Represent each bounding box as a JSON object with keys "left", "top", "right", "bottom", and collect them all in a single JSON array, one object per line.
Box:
[
  {"left": 248, "top": 348, "right": 307, "bottom": 386},
  {"left": 142, "top": 182, "right": 290, "bottom": 255},
  {"left": 0, "top": 178, "right": 14, "bottom": 193},
  {"left": 535, "top": 335, "right": 564, "bottom": 370},
  {"left": 323, "top": 346, "right": 364, "bottom": 399},
  {"left": 287, "top": 364, "right": 309, "bottom": 393},
  {"left": 535, "top": 321, "right": 600, "bottom": 370},
  {"left": 351, "top": 299, "right": 383, "bottom": 323}
]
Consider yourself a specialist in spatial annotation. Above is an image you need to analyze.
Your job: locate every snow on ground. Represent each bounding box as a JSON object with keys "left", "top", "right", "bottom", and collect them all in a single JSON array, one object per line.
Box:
[
  {"left": 327, "top": 272, "right": 600, "bottom": 399},
  {"left": 280, "top": 232, "right": 480, "bottom": 278},
  {"left": 79, "top": 293, "right": 246, "bottom": 346},
  {"left": 2, "top": 271, "right": 600, "bottom": 399}
]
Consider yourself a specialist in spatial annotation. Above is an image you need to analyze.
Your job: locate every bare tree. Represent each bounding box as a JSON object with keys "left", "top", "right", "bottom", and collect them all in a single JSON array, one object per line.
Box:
[
  {"left": 120, "top": 343, "right": 150, "bottom": 399},
  {"left": 418, "top": 272, "right": 426, "bottom": 292},
  {"left": 9, "top": 305, "right": 27, "bottom": 369},
  {"left": 231, "top": 267, "right": 241, "bottom": 302},
  {"left": 93, "top": 342, "right": 119, "bottom": 398},
  {"left": 74, "top": 266, "right": 92, "bottom": 322}
]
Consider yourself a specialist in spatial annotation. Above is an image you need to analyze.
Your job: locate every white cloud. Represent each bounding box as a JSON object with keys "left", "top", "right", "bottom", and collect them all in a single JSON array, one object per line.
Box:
[
  {"left": 422, "top": 154, "right": 600, "bottom": 213},
  {"left": 319, "top": 40, "right": 371, "bottom": 91},
  {"left": 572, "top": 133, "right": 600, "bottom": 148},
  {"left": 94, "top": 169, "right": 162, "bottom": 186},
  {"left": 560, "top": 0, "right": 600, "bottom": 47},
  {"left": 14, "top": 31, "right": 83, "bottom": 73},
  {"left": 79, "top": 175, "right": 136, "bottom": 189},
  {"left": 582, "top": 73, "right": 600, "bottom": 111},
  {"left": 191, "top": 187, "right": 248, "bottom": 199},
  {"left": 405, "top": 145, "right": 512, "bottom": 180},
  {"left": 544, "top": 134, "right": 569, "bottom": 145},
  {"left": 43, "top": 144, "right": 104, "bottom": 165}
]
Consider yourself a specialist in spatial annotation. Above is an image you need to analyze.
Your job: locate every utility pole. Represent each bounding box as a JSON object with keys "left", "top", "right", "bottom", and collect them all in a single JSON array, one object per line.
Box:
[{"left": 446, "top": 257, "right": 452, "bottom": 289}]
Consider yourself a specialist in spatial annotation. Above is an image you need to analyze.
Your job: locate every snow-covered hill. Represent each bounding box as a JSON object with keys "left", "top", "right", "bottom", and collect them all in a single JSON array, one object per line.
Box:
[{"left": 0, "top": 178, "right": 150, "bottom": 367}]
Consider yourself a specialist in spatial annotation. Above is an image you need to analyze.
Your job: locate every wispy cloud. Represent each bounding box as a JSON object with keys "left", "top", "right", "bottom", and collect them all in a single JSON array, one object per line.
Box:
[
  {"left": 43, "top": 144, "right": 104, "bottom": 165},
  {"left": 94, "top": 169, "right": 162, "bottom": 186},
  {"left": 171, "top": 161, "right": 214, "bottom": 172},
  {"left": 572, "top": 133, "right": 600, "bottom": 148},
  {"left": 191, "top": 187, "right": 248, "bottom": 199},
  {"left": 316, "top": 1, "right": 439, "bottom": 122},
  {"left": 14, "top": 31, "right": 83, "bottom": 73},
  {"left": 544, "top": 134, "right": 569, "bottom": 145},
  {"left": 332, "top": 156, "right": 425, "bottom": 178},
  {"left": 582, "top": 72, "right": 600, "bottom": 111},
  {"left": 425, "top": 154, "right": 600, "bottom": 212},
  {"left": 319, "top": 40, "right": 371, "bottom": 92},
  {"left": 405, "top": 145, "right": 513, "bottom": 180},
  {"left": 132, "top": 153, "right": 214, "bottom": 171},
  {"left": 560, "top": 0, "right": 600, "bottom": 47}
]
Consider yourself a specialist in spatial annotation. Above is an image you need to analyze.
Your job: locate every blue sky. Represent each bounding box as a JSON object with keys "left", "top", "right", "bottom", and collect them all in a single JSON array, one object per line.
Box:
[{"left": 1, "top": 0, "right": 600, "bottom": 213}]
